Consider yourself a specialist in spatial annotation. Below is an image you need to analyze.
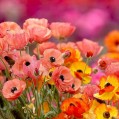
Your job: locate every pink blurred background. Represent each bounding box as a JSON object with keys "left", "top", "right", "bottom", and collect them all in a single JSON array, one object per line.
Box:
[{"left": 0, "top": 0, "right": 119, "bottom": 40}]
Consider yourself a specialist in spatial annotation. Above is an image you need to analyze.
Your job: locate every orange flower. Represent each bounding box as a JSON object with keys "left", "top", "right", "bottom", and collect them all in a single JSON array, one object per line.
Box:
[
  {"left": 105, "top": 30, "right": 119, "bottom": 52},
  {"left": 61, "top": 97, "right": 89, "bottom": 118}
]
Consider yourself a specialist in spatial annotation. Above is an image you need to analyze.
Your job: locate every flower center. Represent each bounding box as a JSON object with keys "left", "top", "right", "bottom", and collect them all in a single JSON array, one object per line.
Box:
[
  {"left": 59, "top": 75, "right": 64, "bottom": 81},
  {"left": 105, "top": 83, "right": 112, "bottom": 87},
  {"left": 77, "top": 69, "right": 83, "bottom": 73},
  {"left": 25, "top": 61, "right": 30, "bottom": 66},
  {"left": 72, "top": 84, "right": 75, "bottom": 88},
  {"left": 86, "top": 51, "right": 93, "bottom": 57},
  {"left": 49, "top": 72, "right": 52, "bottom": 77},
  {"left": 50, "top": 57, "right": 56, "bottom": 62},
  {"left": 11, "top": 87, "right": 17, "bottom": 93},
  {"left": 115, "top": 40, "right": 119, "bottom": 46},
  {"left": 103, "top": 111, "right": 110, "bottom": 118}
]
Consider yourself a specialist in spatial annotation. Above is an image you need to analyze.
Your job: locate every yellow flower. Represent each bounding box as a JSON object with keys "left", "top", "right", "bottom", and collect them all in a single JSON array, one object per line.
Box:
[
  {"left": 95, "top": 104, "right": 118, "bottom": 119},
  {"left": 94, "top": 75, "right": 119, "bottom": 101},
  {"left": 70, "top": 61, "right": 92, "bottom": 84}
]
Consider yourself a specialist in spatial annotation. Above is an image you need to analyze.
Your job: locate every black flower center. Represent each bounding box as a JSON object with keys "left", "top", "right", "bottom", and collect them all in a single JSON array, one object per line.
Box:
[
  {"left": 72, "top": 84, "right": 75, "bottom": 88},
  {"left": 59, "top": 75, "right": 64, "bottom": 81},
  {"left": 25, "top": 61, "right": 30, "bottom": 66},
  {"left": 103, "top": 111, "right": 110, "bottom": 118},
  {"left": 11, "top": 87, "right": 17, "bottom": 93},
  {"left": 77, "top": 69, "right": 83, "bottom": 73},
  {"left": 49, "top": 72, "right": 52, "bottom": 77},
  {"left": 105, "top": 83, "right": 112, "bottom": 87},
  {"left": 4, "top": 56, "right": 15, "bottom": 66},
  {"left": 50, "top": 57, "right": 56, "bottom": 62}
]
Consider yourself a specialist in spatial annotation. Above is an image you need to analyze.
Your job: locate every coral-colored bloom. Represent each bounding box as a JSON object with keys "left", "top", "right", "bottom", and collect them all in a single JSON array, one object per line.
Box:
[
  {"left": 2, "top": 79, "right": 26, "bottom": 101},
  {"left": 94, "top": 75, "right": 119, "bottom": 101},
  {"left": 70, "top": 61, "right": 92, "bottom": 84},
  {"left": 42, "top": 49, "right": 64, "bottom": 68},
  {"left": 105, "top": 62, "right": 119, "bottom": 77},
  {"left": 23, "top": 18, "right": 48, "bottom": 29},
  {"left": 105, "top": 30, "right": 119, "bottom": 52},
  {"left": 95, "top": 104, "right": 118, "bottom": 119},
  {"left": 11, "top": 55, "right": 40, "bottom": 79},
  {"left": 33, "top": 42, "right": 56, "bottom": 55},
  {"left": 5, "top": 30, "right": 29, "bottom": 50},
  {"left": 27, "top": 24, "right": 51, "bottom": 43},
  {"left": 82, "top": 84, "right": 99, "bottom": 99},
  {"left": 50, "top": 22, "right": 75, "bottom": 40},
  {"left": 61, "top": 97, "right": 89, "bottom": 118},
  {"left": 76, "top": 39, "right": 103, "bottom": 58},
  {"left": 0, "top": 38, "right": 8, "bottom": 54},
  {"left": 52, "top": 66, "right": 75, "bottom": 93},
  {"left": 0, "top": 22, "right": 21, "bottom": 38}
]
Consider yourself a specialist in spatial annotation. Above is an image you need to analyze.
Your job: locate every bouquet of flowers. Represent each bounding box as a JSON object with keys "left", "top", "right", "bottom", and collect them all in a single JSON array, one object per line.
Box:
[{"left": 0, "top": 18, "right": 119, "bottom": 119}]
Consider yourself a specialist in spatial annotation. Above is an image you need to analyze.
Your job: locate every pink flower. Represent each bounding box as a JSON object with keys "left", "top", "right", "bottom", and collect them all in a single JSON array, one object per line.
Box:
[
  {"left": 5, "top": 30, "right": 29, "bottom": 50},
  {"left": 27, "top": 25, "right": 51, "bottom": 43},
  {"left": 50, "top": 22, "right": 75, "bottom": 39},
  {"left": 105, "top": 62, "right": 119, "bottom": 77},
  {"left": 52, "top": 66, "right": 74, "bottom": 92},
  {"left": 76, "top": 39, "right": 103, "bottom": 57},
  {"left": 82, "top": 84, "right": 99, "bottom": 99},
  {"left": 42, "top": 49, "right": 64, "bottom": 68},
  {"left": 0, "top": 22, "right": 21, "bottom": 38},
  {"left": 0, "top": 38, "right": 8, "bottom": 55},
  {"left": 11, "top": 55, "right": 40, "bottom": 79},
  {"left": 2, "top": 78, "right": 26, "bottom": 101},
  {"left": 23, "top": 18, "right": 48, "bottom": 29},
  {"left": 33, "top": 42, "right": 56, "bottom": 55}
]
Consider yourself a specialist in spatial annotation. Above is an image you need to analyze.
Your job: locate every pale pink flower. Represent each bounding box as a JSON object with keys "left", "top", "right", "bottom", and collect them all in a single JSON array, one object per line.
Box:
[
  {"left": 0, "top": 22, "right": 21, "bottom": 38},
  {"left": 50, "top": 22, "right": 75, "bottom": 39},
  {"left": 33, "top": 42, "right": 56, "bottom": 55},
  {"left": 23, "top": 18, "right": 48, "bottom": 29},
  {"left": 98, "top": 57, "right": 117, "bottom": 70},
  {"left": 11, "top": 55, "right": 40, "bottom": 79},
  {"left": 42, "top": 49, "right": 64, "bottom": 68},
  {"left": 2, "top": 78, "right": 26, "bottom": 101},
  {"left": 82, "top": 84, "right": 99, "bottom": 99},
  {"left": 27, "top": 25, "right": 51, "bottom": 43},
  {"left": 76, "top": 39, "right": 103, "bottom": 57},
  {"left": 52, "top": 66, "right": 74, "bottom": 92},
  {"left": 105, "top": 62, "right": 119, "bottom": 77},
  {"left": 5, "top": 30, "right": 29, "bottom": 50},
  {"left": 0, "top": 38, "right": 8, "bottom": 54}
]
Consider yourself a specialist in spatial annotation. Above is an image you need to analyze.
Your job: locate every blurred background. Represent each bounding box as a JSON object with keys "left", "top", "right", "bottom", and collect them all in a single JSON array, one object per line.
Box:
[{"left": 0, "top": 0, "right": 119, "bottom": 41}]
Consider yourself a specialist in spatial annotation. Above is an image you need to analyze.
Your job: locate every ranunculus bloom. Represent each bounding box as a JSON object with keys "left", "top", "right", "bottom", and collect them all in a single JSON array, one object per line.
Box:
[
  {"left": 2, "top": 79, "right": 26, "bottom": 101},
  {"left": 33, "top": 42, "right": 56, "bottom": 55},
  {"left": 70, "top": 61, "right": 92, "bottom": 84},
  {"left": 105, "top": 30, "right": 119, "bottom": 52},
  {"left": 5, "top": 30, "right": 29, "bottom": 50},
  {"left": 42, "top": 49, "right": 64, "bottom": 68},
  {"left": 11, "top": 55, "right": 40, "bottom": 79},
  {"left": 52, "top": 66, "right": 75, "bottom": 93},
  {"left": 23, "top": 18, "right": 48, "bottom": 29},
  {"left": 50, "top": 22, "right": 75, "bottom": 39},
  {"left": 82, "top": 84, "right": 99, "bottom": 99},
  {"left": 94, "top": 75, "right": 119, "bottom": 101},
  {"left": 0, "top": 38, "right": 8, "bottom": 55},
  {"left": 61, "top": 97, "right": 89, "bottom": 118},
  {"left": 95, "top": 104, "right": 118, "bottom": 119},
  {"left": 27, "top": 24, "right": 51, "bottom": 43},
  {"left": 76, "top": 39, "right": 103, "bottom": 58},
  {"left": 0, "top": 22, "right": 21, "bottom": 38},
  {"left": 105, "top": 62, "right": 119, "bottom": 77}
]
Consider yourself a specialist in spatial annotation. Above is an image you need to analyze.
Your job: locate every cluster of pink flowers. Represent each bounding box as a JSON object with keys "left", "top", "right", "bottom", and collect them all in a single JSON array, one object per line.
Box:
[{"left": 0, "top": 18, "right": 119, "bottom": 119}]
